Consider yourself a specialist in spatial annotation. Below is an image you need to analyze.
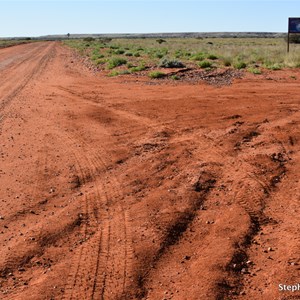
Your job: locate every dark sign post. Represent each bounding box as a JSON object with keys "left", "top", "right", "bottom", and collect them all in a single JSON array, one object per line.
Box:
[{"left": 288, "top": 18, "right": 300, "bottom": 52}]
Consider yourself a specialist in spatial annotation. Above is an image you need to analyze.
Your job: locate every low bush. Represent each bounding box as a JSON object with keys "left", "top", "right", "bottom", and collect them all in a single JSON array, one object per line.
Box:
[
  {"left": 156, "top": 39, "right": 166, "bottom": 44},
  {"left": 207, "top": 54, "right": 218, "bottom": 60},
  {"left": 234, "top": 61, "right": 247, "bottom": 69},
  {"left": 248, "top": 67, "right": 262, "bottom": 74},
  {"left": 148, "top": 71, "right": 165, "bottom": 78},
  {"left": 130, "top": 64, "right": 146, "bottom": 72},
  {"left": 191, "top": 52, "right": 206, "bottom": 61},
  {"left": 159, "top": 58, "right": 185, "bottom": 68},
  {"left": 114, "top": 49, "right": 125, "bottom": 55},
  {"left": 199, "top": 60, "right": 212, "bottom": 68},
  {"left": 83, "top": 37, "right": 95, "bottom": 42},
  {"left": 108, "top": 69, "right": 130, "bottom": 77},
  {"left": 265, "top": 63, "right": 282, "bottom": 70},
  {"left": 95, "top": 59, "right": 106, "bottom": 66},
  {"left": 155, "top": 52, "right": 165, "bottom": 59},
  {"left": 171, "top": 75, "right": 180, "bottom": 80},
  {"left": 107, "top": 57, "right": 127, "bottom": 69}
]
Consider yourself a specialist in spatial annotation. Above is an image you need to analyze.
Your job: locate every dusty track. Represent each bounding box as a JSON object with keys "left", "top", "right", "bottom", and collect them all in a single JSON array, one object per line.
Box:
[{"left": 0, "top": 42, "right": 300, "bottom": 300}]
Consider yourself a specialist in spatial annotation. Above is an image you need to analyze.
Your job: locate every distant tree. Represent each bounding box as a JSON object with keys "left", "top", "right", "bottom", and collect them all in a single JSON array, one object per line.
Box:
[{"left": 67, "top": 33, "right": 70, "bottom": 39}]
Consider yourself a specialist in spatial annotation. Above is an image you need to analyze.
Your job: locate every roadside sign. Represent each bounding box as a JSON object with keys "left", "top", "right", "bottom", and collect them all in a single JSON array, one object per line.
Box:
[
  {"left": 289, "top": 18, "right": 300, "bottom": 33},
  {"left": 287, "top": 17, "right": 300, "bottom": 52}
]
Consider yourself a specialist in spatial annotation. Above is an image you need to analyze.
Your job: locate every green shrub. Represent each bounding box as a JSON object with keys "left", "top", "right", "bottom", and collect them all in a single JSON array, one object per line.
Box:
[
  {"left": 119, "top": 69, "right": 131, "bottom": 75},
  {"left": 159, "top": 58, "right": 185, "bottom": 68},
  {"left": 114, "top": 49, "right": 125, "bottom": 55},
  {"left": 83, "top": 37, "right": 95, "bottom": 42},
  {"left": 107, "top": 57, "right": 127, "bottom": 69},
  {"left": 108, "top": 70, "right": 119, "bottom": 77},
  {"left": 171, "top": 75, "right": 180, "bottom": 80},
  {"left": 130, "top": 64, "right": 146, "bottom": 72},
  {"left": 148, "top": 71, "right": 165, "bottom": 79},
  {"left": 156, "top": 39, "right": 166, "bottom": 44},
  {"left": 207, "top": 54, "right": 218, "bottom": 60},
  {"left": 95, "top": 58, "right": 107, "bottom": 66},
  {"left": 134, "top": 52, "right": 141, "bottom": 57},
  {"left": 91, "top": 54, "right": 104, "bottom": 61},
  {"left": 234, "top": 61, "right": 247, "bottom": 69},
  {"left": 191, "top": 53, "right": 206, "bottom": 61},
  {"left": 266, "top": 63, "right": 282, "bottom": 70},
  {"left": 248, "top": 67, "right": 262, "bottom": 74},
  {"left": 125, "top": 52, "right": 133, "bottom": 56},
  {"left": 155, "top": 52, "right": 165, "bottom": 59},
  {"left": 199, "top": 60, "right": 212, "bottom": 68}
]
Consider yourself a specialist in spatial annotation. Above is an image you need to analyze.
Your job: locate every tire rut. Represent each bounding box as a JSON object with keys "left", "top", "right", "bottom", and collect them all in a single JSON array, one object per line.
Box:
[{"left": 59, "top": 132, "right": 134, "bottom": 300}]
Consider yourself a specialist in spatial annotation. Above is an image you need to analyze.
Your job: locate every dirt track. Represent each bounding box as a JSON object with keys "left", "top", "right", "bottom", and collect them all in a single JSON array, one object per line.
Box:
[{"left": 0, "top": 42, "right": 300, "bottom": 300}]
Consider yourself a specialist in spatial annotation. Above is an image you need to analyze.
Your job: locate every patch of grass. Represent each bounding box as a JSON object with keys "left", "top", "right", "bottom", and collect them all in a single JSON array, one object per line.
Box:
[
  {"left": 156, "top": 39, "right": 166, "bottom": 44},
  {"left": 148, "top": 71, "right": 165, "bottom": 79},
  {"left": 64, "top": 37, "right": 300, "bottom": 76},
  {"left": 199, "top": 60, "right": 212, "bottom": 68},
  {"left": 113, "top": 49, "right": 125, "bottom": 55},
  {"left": 91, "top": 53, "right": 105, "bottom": 60},
  {"left": 130, "top": 63, "right": 147, "bottom": 72},
  {"left": 265, "top": 63, "right": 282, "bottom": 70},
  {"left": 171, "top": 75, "right": 180, "bottom": 80},
  {"left": 95, "top": 58, "right": 107, "bottom": 66},
  {"left": 207, "top": 54, "right": 218, "bottom": 60},
  {"left": 191, "top": 52, "right": 206, "bottom": 61},
  {"left": 108, "top": 70, "right": 120, "bottom": 77},
  {"left": 248, "top": 67, "right": 262, "bottom": 74},
  {"left": 108, "top": 69, "right": 130, "bottom": 77},
  {"left": 155, "top": 52, "right": 165, "bottom": 59},
  {"left": 159, "top": 58, "right": 185, "bottom": 68},
  {"left": 234, "top": 61, "right": 247, "bottom": 69},
  {"left": 83, "top": 37, "right": 95, "bottom": 42},
  {"left": 222, "top": 58, "right": 232, "bottom": 66},
  {"left": 107, "top": 57, "right": 127, "bottom": 69}
]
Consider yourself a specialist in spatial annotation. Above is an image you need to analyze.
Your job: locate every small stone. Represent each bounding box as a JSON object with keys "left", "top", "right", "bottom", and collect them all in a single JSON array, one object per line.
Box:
[{"left": 268, "top": 247, "right": 273, "bottom": 252}]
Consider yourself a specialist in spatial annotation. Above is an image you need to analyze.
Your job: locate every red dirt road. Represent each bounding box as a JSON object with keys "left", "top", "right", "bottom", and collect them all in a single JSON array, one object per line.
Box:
[{"left": 0, "top": 42, "right": 300, "bottom": 300}]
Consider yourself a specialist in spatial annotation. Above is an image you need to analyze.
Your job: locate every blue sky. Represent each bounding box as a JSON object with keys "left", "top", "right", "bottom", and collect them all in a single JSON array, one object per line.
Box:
[{"left": 0, "top": 1, "right": 299, "bottom": 37}]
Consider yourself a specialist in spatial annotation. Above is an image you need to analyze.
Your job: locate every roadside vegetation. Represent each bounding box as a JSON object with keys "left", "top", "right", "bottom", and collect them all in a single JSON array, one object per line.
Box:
[
  {"left": 64, "top": 37, "right": 300, "bottom": 77},
  {"left": 0, "top": 38, "right": 33, "bottom": 49}
]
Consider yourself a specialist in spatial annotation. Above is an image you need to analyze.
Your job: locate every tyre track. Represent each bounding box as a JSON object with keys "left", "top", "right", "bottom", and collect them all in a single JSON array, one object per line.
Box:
[
  {"left": 59, "top": 130, "right": 134, "bottom": 300},
  {"left": 0, "top": 43, "right": 55, "bottom": 131}
]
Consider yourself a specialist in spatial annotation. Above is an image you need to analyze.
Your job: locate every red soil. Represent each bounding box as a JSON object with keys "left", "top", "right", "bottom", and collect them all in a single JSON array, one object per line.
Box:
[{"left": 0, "top": 42, "right": 300, "bottom": 300}]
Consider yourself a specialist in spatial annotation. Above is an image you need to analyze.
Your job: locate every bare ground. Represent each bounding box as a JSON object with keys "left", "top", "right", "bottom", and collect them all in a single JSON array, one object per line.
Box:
[{"left": 0, "top": 42, "right": 300, "bottom": 300}]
